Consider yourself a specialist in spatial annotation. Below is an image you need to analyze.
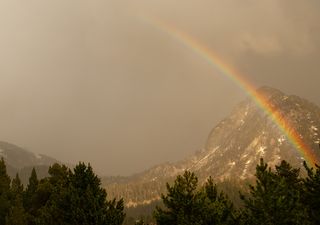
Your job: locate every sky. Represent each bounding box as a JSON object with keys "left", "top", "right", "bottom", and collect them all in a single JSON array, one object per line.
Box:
[{"left": 0, "top": 0, "right": 319, "bottom": 175}]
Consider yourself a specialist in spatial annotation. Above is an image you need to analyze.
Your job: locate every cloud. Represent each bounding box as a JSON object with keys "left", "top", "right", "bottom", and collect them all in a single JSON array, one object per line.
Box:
[{"left": 236, "top": 33, "right": 283, "bottom": 55}]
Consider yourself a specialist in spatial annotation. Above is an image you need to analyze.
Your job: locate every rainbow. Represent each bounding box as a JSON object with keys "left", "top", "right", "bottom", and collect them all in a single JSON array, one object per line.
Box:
[{"left": 143, "top": 16, "right": 319, "bottom": 166}]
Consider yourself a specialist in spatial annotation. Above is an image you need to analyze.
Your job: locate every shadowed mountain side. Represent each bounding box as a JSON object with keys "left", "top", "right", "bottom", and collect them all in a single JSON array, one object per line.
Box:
[{"left": 0, "top": 141, "right": 60, "bottom": 184}]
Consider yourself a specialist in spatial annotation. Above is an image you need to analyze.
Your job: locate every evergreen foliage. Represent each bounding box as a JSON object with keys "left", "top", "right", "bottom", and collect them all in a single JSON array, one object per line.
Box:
[
  {"left": 240, "top": 159, "right": 308, "bottom": 225},
  {"left": 35, "top": 162, "right": 125, "bottom": 225},
  {"left": 6, "top": 174, "right": 27, "bottom": 225},
  {"left": 154, "top": 171, "right": 236, "bottom": 225},
  {"left": 24, "top": 168, "right": 40, "bottom": 225},
  {"left": 154, "top": 171, "right": 200, "bottom": 225},
  {"left": 199, "top": 177, "right": 237, "bottom": 224},
  {"left": 1, "top": 156, "right": 320, "bottom": 225},
  {"left": 0, "top": 160, "right": 125, "bottom": 225},
  {"left": 303, "top": 162, "right": 320, "bottom": 224},
  {"left": 0, "top": 158, "right": 11, "bottom": 225},
  {"left": 153, "top": 159, "right": 318, "bottom": 225}
]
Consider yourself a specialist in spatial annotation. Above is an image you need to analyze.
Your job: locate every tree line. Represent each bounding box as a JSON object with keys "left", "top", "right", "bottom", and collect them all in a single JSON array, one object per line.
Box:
[
  {"left": 148, "top": 159, "right": 320, "bottom": 225},
  {"left": 0, "top": 158, "right": 125, "bottom": 225},
  {"left": 0, "top": 157, "right": 320, "bottom": 225}
]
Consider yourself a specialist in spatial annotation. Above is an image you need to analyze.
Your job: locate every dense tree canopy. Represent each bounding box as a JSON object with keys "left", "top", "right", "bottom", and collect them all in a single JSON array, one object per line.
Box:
[
  {"left": 154, "top": 171, "right": 236, "bottom": 225},
  {"left": 240, "top": 159, "right": 309, "bottom": 225},
  {"left": 0, "top": 159, "right": 125, "bottom": 225},
  {"left": 153, "top": 159, "right": 320, "bottom": 225},
  {"left": 36, "top": 162, "right": 125, "bottom": 225},
  {"left": 303, "top": 162, "right": 320, "bottom": 225},
  {"left": 6, "top": 174, "right": 26, "bottom": 225},
  {"left": 1, "top": 156, "right": 320, "bottom": 225},
  {"left": 0, "top": 158, "right": 11, "bottom": 225}
]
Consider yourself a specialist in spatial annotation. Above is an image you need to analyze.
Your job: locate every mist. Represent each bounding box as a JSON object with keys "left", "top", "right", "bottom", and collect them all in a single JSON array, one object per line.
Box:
[{"left": 0, "top": 0, "right": 319, "bottom": 175}]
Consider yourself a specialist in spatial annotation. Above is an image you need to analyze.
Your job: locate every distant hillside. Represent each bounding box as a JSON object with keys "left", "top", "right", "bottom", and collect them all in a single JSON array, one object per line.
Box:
[{"left": 0, "top": 141, "right": 59, "bottom": 184}]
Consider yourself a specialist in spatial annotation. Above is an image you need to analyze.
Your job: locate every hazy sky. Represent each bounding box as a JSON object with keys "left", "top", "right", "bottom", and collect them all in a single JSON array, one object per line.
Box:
[{"left": 0, "top": 0, "right": 319, "bottom": 175}]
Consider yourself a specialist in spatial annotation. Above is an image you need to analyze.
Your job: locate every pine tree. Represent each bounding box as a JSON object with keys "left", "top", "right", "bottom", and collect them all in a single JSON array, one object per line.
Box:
[
  {"left": 154, "top": 171, "right": 200, "bottom": 225},
  {"left": 66, "top": 162, "right": 125, "bottom": 225},
  {"left": 200, "top": 177, "right": 237, "bottom": 225},
  {"left": 105, "top": 198, "right": 126, "bottom": 225},
  {"left": 10, "top": 174, "right": 24, "bottom": 196},
  {"left": 0, "top": 158, "right": 11, "bottom": 225},
  {"left": 303, "top": 161, "right": 320, "bottom": 224},
  {"left": 67, "top": 162, "right": 110, "bottom": 224},
  {"left": 35, "top": 164, "right": 71, "bottom": 225},
  {"left": 240, "top": 159, "right": 309, "bottom": 225},
  {"left": 24, "top": 168, "right": 39, "bottom": 207},
  {"left": 6, "top": 174, "right": 27, "bottom": 225},
  {"left": 24, "top": 168, "right": 39, "bottom": 225},
  {"left": 36, "top": 162, "right": 125, "bottom": 225},
  {"left": 154, "top": 171, "right": 237, "bottom": 225}
]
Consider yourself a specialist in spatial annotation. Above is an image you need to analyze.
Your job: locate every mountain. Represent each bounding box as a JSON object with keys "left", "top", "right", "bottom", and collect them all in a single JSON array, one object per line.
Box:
[
  {"left": 0, "top": 141, "right": 59, "bottom": 184},
  {"left": 103, "top": 86, "right": 320, "bottom": 207}
]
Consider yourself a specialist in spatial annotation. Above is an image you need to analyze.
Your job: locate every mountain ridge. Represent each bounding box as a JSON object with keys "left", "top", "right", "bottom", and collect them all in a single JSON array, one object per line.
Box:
[
  {"left": 0, "top": 141, "right": 58, "bottom": 168},
  {"left": 0, "top": 141, "right": 59, "bottom": 184},
  {"left": 103, "top": 86, "right": 320, "bottom": 207}
]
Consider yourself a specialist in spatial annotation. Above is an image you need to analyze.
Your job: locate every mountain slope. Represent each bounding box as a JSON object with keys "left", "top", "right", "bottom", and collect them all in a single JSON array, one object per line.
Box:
[
  {"left": 0, "top": 141, "right": 59, "bottom": 184},
  {"left": 104, "top": 86, "right": 320, "bottom": 206},
  {"left": 0, "top": 141, "right": 58, "bottom": 169}
]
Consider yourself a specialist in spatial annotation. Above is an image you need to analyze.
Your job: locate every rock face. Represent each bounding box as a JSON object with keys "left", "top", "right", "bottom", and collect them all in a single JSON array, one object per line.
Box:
[
  {"left": 104, "top": 86, "right": 320, "bottom": 206},
  {"left": 199, "top": 86, "right": 320, "bottom": 180}
]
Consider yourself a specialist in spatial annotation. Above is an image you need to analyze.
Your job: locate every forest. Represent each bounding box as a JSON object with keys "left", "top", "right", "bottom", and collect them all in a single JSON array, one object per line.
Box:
[{"left": 0, "top": 157, "right": 319, "bottom": 225}]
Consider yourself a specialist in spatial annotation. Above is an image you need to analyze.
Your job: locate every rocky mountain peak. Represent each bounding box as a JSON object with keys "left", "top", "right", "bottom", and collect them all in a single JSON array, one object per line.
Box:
[
  {"left": 256, "top": 86, "right": 285, "bottom": 98},
  {"left": 104, "top": 87, "right": 320, "bottom": 206}
]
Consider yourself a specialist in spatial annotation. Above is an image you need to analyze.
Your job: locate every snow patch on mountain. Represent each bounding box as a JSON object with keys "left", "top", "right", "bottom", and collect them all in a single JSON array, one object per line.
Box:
[
  {"left": 34, "top": 153, "right": 42, "bottom": 159},
  {"left": 257, "top": 146, "right": 266, "bottom": 156},
  {"left": 191, "top": 146, "right": 220, "bottom": 170},
  {"left": 278, "top": 136, "right": 286, "bottom": 145},
  {"left": 241, "top": 159, "right": 252, "bottom": 179}
]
